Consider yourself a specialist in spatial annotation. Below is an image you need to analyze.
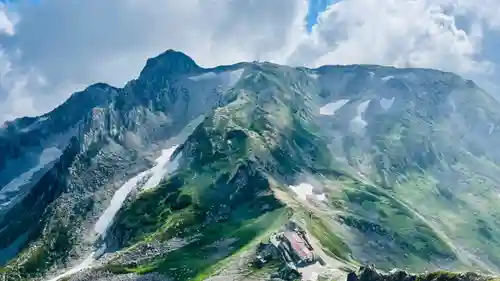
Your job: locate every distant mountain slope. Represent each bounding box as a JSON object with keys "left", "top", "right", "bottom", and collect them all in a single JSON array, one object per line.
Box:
[{"left": 0, "top": 50, "right": 499, "bottom": 281}]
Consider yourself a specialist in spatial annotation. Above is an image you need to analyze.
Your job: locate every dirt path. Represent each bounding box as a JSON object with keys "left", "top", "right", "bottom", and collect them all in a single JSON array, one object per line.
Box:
[
  {"left": 271, "top": 185, "right": 352, "bottom": 280},
  {"left": 298, "top": 229, "right": 349, "bottom": 281}
]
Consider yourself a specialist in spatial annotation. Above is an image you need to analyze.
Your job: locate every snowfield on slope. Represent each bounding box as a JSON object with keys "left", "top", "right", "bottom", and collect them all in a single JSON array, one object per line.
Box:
[
  {"left": 94, "top": 145, "right": 180, "bottom": 237},
  {"left": 350, "top": 100, "right": 371, "bottom": 133},
  {"left": 46, "top": 253, "right": 95, "bottom": 281},
  {"left": 380, "top": 97, "right": 395, "bottom": 110},
  {"left": 289, "top": 183, "right": 327, "bottom": 202},
  {"left": 188, "top": 68, "right": 244, "bottom": 89},
  {"left": 0, "top": 147, "right": 62, "bottom": 210},
  {"left": 47, "top": 145, "right": 180, "bottom": 281},
  {"left": 319, "top": 99, "right": 349, "bottom": 116}
]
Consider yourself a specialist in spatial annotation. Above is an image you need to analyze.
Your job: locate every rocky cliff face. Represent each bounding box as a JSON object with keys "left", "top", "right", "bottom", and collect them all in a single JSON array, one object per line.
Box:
[{"left": 0, "top": 50, "right": 500, "bottom": 281}]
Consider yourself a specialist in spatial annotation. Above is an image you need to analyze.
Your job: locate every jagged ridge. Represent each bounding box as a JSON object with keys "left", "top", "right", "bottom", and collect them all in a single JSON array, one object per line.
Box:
[{"left": 0, "top": 50, "right": 499, "bottom": 281}]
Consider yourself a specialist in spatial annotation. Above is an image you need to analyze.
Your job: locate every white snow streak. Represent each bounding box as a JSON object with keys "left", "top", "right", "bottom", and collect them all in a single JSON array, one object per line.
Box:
[
  {"left": 142, "top": 146, "right": 180, "bottom": 191},
  {"left": 94, "top": 145, "right": 179, "bottom": 237},
  {"left": 93, "top": 170, "right": 149, "bottom": 237},
  {"left": 381, "top": 75, "right": 394, "bottom": 81},
  {"left": 188, "top": 68, "right": 243, "bottom": 89},
  {"left": 351, "top": 100, "right": 371, "bottom": 130},
  {"left": 188, "top": 72, "right": 217, "bottom": 81},
  {"left": 319, "top": 99, "right": 349, "bottom": 116},
  {"left": 46, "top": 144, "right": 180, "bottom": 281},
  {"left": 46, "top": 253, "right": 95, "bottom": 281},
  {"left": 19, "top": 117, "right": 48, "bottom": 133},
  {"left": 0, "top": 147, "right": 62, "bottom": 209},
  {"left": 226, "top": 68, "right": 244, "bottom": 88}
]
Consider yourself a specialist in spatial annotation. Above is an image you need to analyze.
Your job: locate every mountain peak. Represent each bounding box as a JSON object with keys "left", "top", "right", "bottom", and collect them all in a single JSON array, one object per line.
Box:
[
  {"left": 3, "top": 49, "right": 500, "bottom": 281},
  {"left": 139, "top": 49, "right": 200, "bottom": 78}
]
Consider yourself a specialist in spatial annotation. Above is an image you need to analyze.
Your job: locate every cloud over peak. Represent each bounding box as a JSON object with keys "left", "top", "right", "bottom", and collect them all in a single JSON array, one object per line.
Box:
[{"left": 0, "top": 0, "right": 499, "bottom": 122}]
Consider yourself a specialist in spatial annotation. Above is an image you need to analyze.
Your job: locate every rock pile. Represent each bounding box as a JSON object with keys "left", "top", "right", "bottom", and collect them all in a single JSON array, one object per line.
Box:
[{"left": 347, "top": 266, "right": 497, "bottom": 281}]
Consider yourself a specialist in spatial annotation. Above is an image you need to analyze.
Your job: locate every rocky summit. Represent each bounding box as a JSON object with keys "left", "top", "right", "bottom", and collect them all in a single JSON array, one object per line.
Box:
[{"left": 1, "top": 49, "right": 500, "bottom": 281}]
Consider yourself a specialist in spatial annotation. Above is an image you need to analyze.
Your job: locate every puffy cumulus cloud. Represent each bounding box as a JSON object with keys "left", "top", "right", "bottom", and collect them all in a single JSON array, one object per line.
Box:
[
  {"left": 449, "top": 0, "right": 500, "bottom": 29},
  {"left": 2, "top": 0, "right": 307, "bottom": 84},
  {"left": 0, "top": 9, "right": 14, "bottom": 36},
  {"left": 0, "top": 0, "right": 308, "bottom": 122},
  {"left": 0, "top": 0, "right": 499, "bottom": 123},
  {"left": 289, "top": 0, "right": 498, "bottom": 76}
]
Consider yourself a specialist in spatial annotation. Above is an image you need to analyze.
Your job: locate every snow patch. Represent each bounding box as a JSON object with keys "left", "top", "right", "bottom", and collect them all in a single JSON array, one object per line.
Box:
[
  {"left": 19, "top": 117, "right": 48, "bottom": 133},
  {"left": 381, "top": 75, "right": 394, "bottom": 81},
  {"left": 188, "top": 72, "right": 217, "bottom": 81},
  {"left": 289, "top": 183, "right": 326, "bottom": 202},
  {"left": 380, "top": 97, "right": 395, "bottom": 110},
  {"left": 290, "top": 183, "right": 313, "bottom": 201},
  {"left": 489, "top": 123, "right": 495, "bottom": 135},
  {"left": 46, "top": 253, "right": 95, "bottom": 281},
  {"left": 316, "top": 193, "right": 327, "bottom": 202},
  {"left": 0, "top": 147, "right": 62, "bottom": 209},
  {"left": 94, "top": 145, "right": 179, "bottom": 237},
  {"left": 187, "top": 68, "right": 243, "bottom": 91},
  {"left": 351, "top": 100, "right": 371, "bottom": 130},
  {"left": 319, "top": 99, "right": 349, "bottom": 116},
  {"left": 226, "top": 68, "right": 244, "bottom": 88},
  {"left": 64, "top": 144, "right": 182, "bottom": 281}
]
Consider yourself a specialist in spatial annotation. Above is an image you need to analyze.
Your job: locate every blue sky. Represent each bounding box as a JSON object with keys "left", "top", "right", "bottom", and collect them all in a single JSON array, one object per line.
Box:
[{"left": 306, "top": 0, "right": 335, "bottom": 31}]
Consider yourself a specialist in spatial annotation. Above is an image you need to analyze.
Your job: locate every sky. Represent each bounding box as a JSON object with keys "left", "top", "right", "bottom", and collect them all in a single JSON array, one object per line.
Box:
[
  {"left": 0, "top": 0, "right": 499, "bottom": 123},
  {"left": 307, "top": 0, "right": 335, "bottom": 31}
]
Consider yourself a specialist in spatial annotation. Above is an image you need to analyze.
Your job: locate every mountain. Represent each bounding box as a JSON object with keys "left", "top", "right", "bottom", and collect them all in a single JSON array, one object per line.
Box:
[{"left": 0, "top": 49, "right": 500, "bottom": 281}]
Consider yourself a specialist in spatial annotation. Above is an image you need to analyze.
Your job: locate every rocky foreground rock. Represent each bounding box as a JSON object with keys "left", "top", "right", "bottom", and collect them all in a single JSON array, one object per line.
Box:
[
  {"left": 61, "top": 265, "right": 500, "bottom": 281},
  {"left": 347, "top": 266, "right": 498, "bottom": 281}
]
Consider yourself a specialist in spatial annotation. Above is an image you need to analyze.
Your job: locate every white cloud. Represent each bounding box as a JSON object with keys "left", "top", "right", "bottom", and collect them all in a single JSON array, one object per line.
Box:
[
  {"left": 0, "top": 0, "right": 499, "bottom": 122},
  {"left": 289, "top": 0, "right": 497, "bottom": 76},
  {"left": 0, "top": 5, "right": 14, "bottom": 36},
  {"left": 2, "top": 0, "right": 307, "bottom": 82},
  {"left": 0, "top": 0, "right": 308, "bottom": 122}
]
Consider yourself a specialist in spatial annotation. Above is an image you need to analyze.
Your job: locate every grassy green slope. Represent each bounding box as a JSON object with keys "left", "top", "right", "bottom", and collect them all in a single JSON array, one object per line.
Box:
[
  {"left": 100, "top": 63, "right": 500, "bottom": 279},
  {"left": 5, "top": 62, "right": 499, "bottom": 280}
]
